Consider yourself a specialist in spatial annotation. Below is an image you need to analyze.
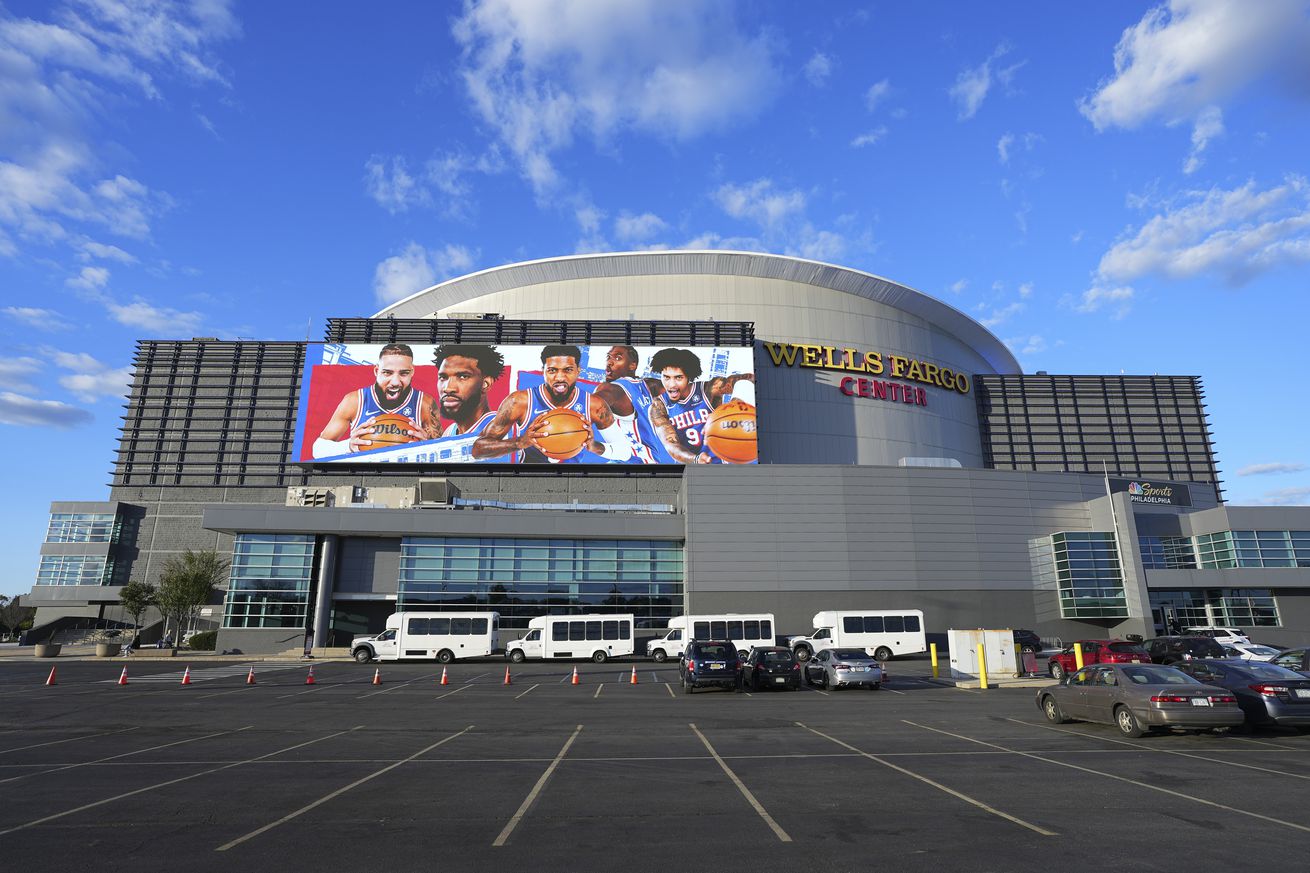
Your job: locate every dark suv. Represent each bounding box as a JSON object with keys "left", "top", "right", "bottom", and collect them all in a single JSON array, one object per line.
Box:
[
  {"left": 1013, "top": 629, "right": 1043, "bottom": 654},
  {"left": 679, "top": 640, "right": 742, "bottom": 693},
  {"left": 741, "top": 646, "right": 800, "bottom": 691},
  {"left": 1144, "top": 635, "right": 1226, "bottom": 665}
]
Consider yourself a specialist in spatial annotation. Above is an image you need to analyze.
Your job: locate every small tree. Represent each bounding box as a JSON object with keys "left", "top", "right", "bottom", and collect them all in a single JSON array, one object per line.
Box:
[
  {"left": 117, "top": 580, "right": 157, "bottom": 644},
  {"left": 156, "top": 549, "right": 229, "bottom": 650},
  {"left": 0, "top": 595, "right": 36, "bottom": 639}
]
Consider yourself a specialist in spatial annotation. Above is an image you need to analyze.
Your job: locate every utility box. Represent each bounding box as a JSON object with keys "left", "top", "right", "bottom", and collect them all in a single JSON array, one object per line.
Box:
[{"left": 947, "top": 629, "right": 1020, "bottom": 681}]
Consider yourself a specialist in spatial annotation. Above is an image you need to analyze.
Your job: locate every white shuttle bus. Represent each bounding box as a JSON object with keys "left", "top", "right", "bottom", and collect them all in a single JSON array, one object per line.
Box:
[
  {"left": 646, "top": 613, "right": 776, "bottom": 662},
  {"left": 789, "top": 610, "right": 925, "bottom": 661},
  {"left": 350, "top": 611, "right": 500, "bottom": 663},
  {"left": 504, "top": 613, "right": 636, "bottom": 663}
]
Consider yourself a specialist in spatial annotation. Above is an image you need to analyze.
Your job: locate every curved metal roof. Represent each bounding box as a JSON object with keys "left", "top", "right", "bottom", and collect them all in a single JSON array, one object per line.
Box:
[{"left": 372, "top": 251, "right": 1021, "bottom": 374}]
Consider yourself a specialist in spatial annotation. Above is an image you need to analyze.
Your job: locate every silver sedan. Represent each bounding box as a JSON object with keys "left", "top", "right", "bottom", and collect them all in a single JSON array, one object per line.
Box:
[
  {"left": 804, "top": 648, "right": 885, "bottom": 690},
  {"left": 1036, "top": 662, "right": 1243, "bottom": 737}
]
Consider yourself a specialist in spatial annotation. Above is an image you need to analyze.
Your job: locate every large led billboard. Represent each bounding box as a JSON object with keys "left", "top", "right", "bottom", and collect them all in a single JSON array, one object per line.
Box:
[{"left": 292, "top": 342, "right": 758, "bottom": 465}]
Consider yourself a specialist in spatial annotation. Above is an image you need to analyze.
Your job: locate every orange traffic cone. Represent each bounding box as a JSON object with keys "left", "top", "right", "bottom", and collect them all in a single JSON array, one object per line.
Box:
[
  {"left": 305, "top": 665, "right": 316, "bottom": 685},
  {"left": 246, "top": 667, "right": 256, "bottom": 685},
  {"left": 571, "top": 666, "right": 581, "bottom": 685},
  {"left": 117, "top": 666, "right": 128, "bottom": 686},
  {"left": 45, "top": 666, "right": 57, "bottom": 686},
  {"left": 372, "top": 668, "right": 382, "bottom": 686},
  {"left": 629, "top": 664, "right": 638, "bottom": 685},
  {"left": 503, "top": 665, "right": 512, "bottom": 686},
  {"left": 181, "top": 666, "right": 192, "bottom": 685},
  {"left": 439, "top": 666, "right": 449, "bottom": 686}
]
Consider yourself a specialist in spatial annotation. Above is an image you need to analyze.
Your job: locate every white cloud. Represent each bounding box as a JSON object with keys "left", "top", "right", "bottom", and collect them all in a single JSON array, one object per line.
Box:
[
  {"left": 997, "top": 133, "right": 1015, "bottom": 164},
  {"left": 2, "top": 306, "right": 73, "bottom": 330},
  {"left": 714, "top": 179, "right": 805, "bottom": 229},
  {"left": 451, "top": 0, "right": 780, "bottom": 196},
  {"left": 949, "top": 279, "right": 968, "bottom": 294},
  {"left": 803, "top": 52, "right": 832, "bottom": 87},
  {"left": 372, "top": 242, "right": 476, "bottom": 305},
  {"left": 979, "top": 301, "right": 1023, "bottom": 328},
  {"left": 76, "top": 239, "right": 136, "bottom": 263},
  {"left": 364, "top": 155, "right": 429, "bottom": 214},
  {"left": 0, "top": 356, "right": 40, "bottom": 380},
  {"left": 1098, "top": 176, "right": 1310, "bottom": 285},
  {"left": 850, "top": 127, "right": 887, "bottom": 148},
  {"left": 1237, "top": 462, "right": 1308, "bottom": 476},
  {"left": 1080, "top": 0, "right": 1310, "bottom": 131},
  {"left": 949, "top": 44, "right": 1018, "bottom": 120},
  {"left": 48, "top": 350, "right": 131, "bottom": 401},
  {"left": 1076, "top": 285, "right": 1135, "bottom": 318},
  {"left": 1183, "top": 105, "right": 1224, "bottom": 174},
  {"left": 66, "top": 265, "right": 109, "bottom": 289},
  {"left": 1005, "top": 334, "right": 1048, "bottom": 355},
  {"left": 105, "top": 298, "right": 204, "bottom": 335},
  {"left": 614, "top": 211, "right": 667, "bottom": 242},
  {"left": 1247, "top": 486, "right": 1310, "bottom": 506},
  {"left": 1018, "top": 282, "right": 1034, "bottom": 298},
  {"left": 864, "top": 78, "right": 890, "bottom": 111},
  {"left": 0, "top": 391, "right": 93, "bottom": 427},
  {"left": 575, "top": 203, "right": 604, "bottom": 235}
]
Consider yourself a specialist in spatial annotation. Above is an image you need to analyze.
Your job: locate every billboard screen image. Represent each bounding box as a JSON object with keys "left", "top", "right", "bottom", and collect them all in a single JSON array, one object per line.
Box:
[{"left": 292, "top": 342, "right": 759, "bottom": 465}]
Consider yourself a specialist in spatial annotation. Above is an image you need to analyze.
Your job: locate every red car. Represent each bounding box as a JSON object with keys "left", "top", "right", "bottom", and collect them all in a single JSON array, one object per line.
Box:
[{"left": 1047, "top": 639, "right": 1151, "bottom": 679}]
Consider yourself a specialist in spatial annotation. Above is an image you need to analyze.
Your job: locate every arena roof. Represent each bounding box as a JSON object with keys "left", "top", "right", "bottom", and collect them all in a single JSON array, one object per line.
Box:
[{"left": 372, "top": 251, "right": 1022, "bottom": 375}]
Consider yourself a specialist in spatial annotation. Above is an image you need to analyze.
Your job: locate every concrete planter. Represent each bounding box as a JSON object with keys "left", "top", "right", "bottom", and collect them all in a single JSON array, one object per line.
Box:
[
  {"left": 35, "top": 643, "right": 61, "bottom": 658},
  {"left": 96, "top": 642, "right": 122, "bottom": 657}
]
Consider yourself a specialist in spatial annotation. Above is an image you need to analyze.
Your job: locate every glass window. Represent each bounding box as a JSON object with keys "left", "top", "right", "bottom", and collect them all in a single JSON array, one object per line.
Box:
[
  {"left": 844, "top": 616, "right": 862, "bottom": 633},
  {"left": 744, "top": 620, "right": 760, "bottom": 639},
  {"left": 904, "top": 615, "right": 920, "bottom": 632},
  {"left": 727, "top": 621, "right": 744, "bottom": 640},
  {"left": 552, "top": 622, "right": 568, "bottom": 642},
  {"left": 620, "top": 621, "right": 631, "bottom": 639},
  {"left": 863, "top": 616, "right": 884, "bottom": 633},
  {"left": 569, "top": 621, "right": 585, "bottom": 641},
  {"left": 471, "top": 618, "right": 488, "bottom": 635},
  {"left": 45, "top": 512, "right": 117, "bottom": 544},
  {"left": 222, "top": 533, "right": 315, "bottom": 629},
  {"left": 760, "top": 620, "right": 771, "bottom": 640},
  {"left": 408, "top": 618, "right": 428, "bottom": 635},
  {"left": 710, "top": 621, "right": 726, "bottom": 639},
  {"left": 603, "top": 621, "right": 619, "bottom": 640},
  {"left": 884, "top": 615, "right": 905, "bottom": 633},
  {"left": 36, "top": 555, "right": 110, "bottom": 587},
  {"left": 693, "top": 622, "right": 709, "bottom": 638},
  {"left": 586, "top": 621, "right": 602, "bottom": 641}
]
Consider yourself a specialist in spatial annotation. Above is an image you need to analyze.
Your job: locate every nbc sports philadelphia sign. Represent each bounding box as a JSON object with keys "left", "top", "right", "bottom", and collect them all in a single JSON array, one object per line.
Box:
[{"left": 1109, "top": 478, "right": 1192, "bottom": 507}]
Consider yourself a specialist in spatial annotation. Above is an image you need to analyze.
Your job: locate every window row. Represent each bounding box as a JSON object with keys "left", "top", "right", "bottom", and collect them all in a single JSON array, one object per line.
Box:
[{"left": 45, "top": 513, "right": 117, "bottom": 543}]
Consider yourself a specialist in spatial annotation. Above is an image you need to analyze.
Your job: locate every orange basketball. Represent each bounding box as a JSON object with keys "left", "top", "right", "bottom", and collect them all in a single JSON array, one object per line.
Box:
[
  {"left": 535, "top": 407, "right": 591, "bottom": 460},
  {"left": 704, "top": 400, "right": 758, "bottom": 464},
  {"left": 364, "top": 413, "right": 418, "bottom": 448}
]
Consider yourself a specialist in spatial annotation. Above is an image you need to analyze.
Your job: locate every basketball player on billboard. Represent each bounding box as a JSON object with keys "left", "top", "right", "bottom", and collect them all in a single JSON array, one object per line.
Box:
[
  {"left": 311, "top": 343, "right": 440, "bottom": 458},
  {"left": 473, "top": 344, "right": 630, "bottom": 463},
  {"left": 650, "top": 347, "right": 755, "bottom": 463},
  {"left": 432, "top": 344, "right": 505, "bottom": 437},
  {"left": 595, "top": 345, "right": 703, "bottom": 464}
]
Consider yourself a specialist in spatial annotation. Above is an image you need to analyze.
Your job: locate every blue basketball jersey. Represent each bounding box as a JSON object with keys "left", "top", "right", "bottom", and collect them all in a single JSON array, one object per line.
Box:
[
  {"left": 511, "top": 384, "right": 595, "bottom": 464},
  {"left": 349, "top": 385, "right": 426, "bottom": 433},
  {"left": 611, "top": 377, "right": 674, "bottom": 464},
  {"left": 428, "top": 410, "right": 508, "bottom": 464},
  {"left": 661, "top": 381, "right": 717, "bottom": 458},
  {"left": 441, "top": 411, "right": 495, "bottom": 438}
]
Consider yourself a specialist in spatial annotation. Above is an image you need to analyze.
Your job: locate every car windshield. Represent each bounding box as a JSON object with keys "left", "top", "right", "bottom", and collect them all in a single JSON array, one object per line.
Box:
[
  {"left": 832, "top": 650, "right": 869, "bottom": 660},
  {"left": 1244, "top": 646, "right": 1279, "bottom": 657},
  {"left": 1243, "top": 662, "right": 1307, "bottom": 680},
  {"left": 1121, "top": 665, "right": 1199, "bottom": 685},
  {"left": 697, "top": 644, "right": 731, "bottom": 659},
  {"left": 761, "top": 651, "right": 794, "bottom": 664},
  {"left": 1107, "top": 642, "right": 1146, "bottom": 653}
]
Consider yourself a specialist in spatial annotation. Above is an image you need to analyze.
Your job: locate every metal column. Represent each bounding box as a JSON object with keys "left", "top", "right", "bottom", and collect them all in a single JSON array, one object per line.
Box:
[{"left": 312, "top": 534, "right": 337, "bottom": 648}]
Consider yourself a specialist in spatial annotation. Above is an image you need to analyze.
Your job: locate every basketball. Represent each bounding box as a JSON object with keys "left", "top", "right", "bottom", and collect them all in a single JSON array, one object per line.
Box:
[
  {"left": 363, "top": 413, "right": 418, "bottom": 448},
  {"left": 704, "top": 400, "right": 757, "bottom": 463},
  {"left": 534, "top": 407, "right": 591, "bottom": 460}
]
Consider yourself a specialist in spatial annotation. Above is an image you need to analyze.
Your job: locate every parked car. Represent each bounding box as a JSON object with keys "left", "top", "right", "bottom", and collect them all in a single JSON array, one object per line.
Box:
[
  {"left": 1183, "top": 626, "right": 1251, "bottom": 646},
  {"left": 1269, "top": 646, "right": 1310, "bottom": 676},
  {"left": 1036, "top": 663, "right": 1243, "bottom": 737},
  {"left": 1144, "top": 635, "right": 1227, "bottom": 665},
  {"left": 1174, "top": 659, "right": 1310, "bottom": 730},
  {"left": 1012, "top": 629, "right": 1043, "bottom": 654},
  {"left": 1046, "top": 639, "right": 1151, "bottom": 680},
  {"left": 679, "top": 640, "right": 742, "bottom": 693},
  {"left": 804, "top": 648, "right": 885, "bottom": 690},
  {"left": 1220, "top": 642, "right": 1281, "bottom": 662},
  {"left": 740, "top": 646, "right": 801, "bottom": 691}
]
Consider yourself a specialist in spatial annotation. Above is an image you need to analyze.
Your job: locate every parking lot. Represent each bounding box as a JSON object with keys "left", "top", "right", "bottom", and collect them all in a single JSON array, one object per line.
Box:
[{"left": 2, "top": 658, "right": 1309, "bottom": 871}]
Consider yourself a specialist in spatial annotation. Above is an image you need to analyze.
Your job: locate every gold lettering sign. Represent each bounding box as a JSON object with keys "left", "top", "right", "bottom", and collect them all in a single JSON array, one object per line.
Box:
[{"left": 762, "top": 341, "right": 971, "bottom": 395}]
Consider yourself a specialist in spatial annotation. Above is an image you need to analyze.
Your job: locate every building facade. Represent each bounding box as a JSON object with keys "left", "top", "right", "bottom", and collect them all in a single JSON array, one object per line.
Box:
[{"left": 23, "top": 252, "right": 1310, "bottom": 653}]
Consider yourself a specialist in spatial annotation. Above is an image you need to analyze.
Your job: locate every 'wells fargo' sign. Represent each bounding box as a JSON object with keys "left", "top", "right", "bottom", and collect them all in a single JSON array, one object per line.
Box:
[{"left": 762, "top": 341, "right": 971, "bottom": 402}]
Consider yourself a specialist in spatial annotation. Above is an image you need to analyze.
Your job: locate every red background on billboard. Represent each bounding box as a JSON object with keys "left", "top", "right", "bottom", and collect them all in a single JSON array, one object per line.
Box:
[{"left": 297, "top": 364, "right": 513, "bottom": 461}]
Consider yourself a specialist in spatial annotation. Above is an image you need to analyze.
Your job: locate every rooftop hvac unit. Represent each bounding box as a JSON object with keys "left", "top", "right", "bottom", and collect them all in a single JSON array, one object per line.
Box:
[
  {"left": 417, "top": 478, "right": 461, "bottom": 506},
  {"left": 299, "top": 488, "right": 332, "bottom": 507}
]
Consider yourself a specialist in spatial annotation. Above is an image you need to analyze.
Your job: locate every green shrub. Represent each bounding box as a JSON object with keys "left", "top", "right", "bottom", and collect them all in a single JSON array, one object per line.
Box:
[{"left": 187, "top": 630, "right": 218, "bottom": 651}]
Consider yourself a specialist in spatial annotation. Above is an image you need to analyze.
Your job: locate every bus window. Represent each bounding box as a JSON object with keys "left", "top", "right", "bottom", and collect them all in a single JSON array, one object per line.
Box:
[
  {"left": 863, "top": 616, "right": 884, "bottom": 633},
  {"left": 694, "top": 622, "right": 710, "bottom": 638},
  {"left": 761, "top": 620, "right": 772, "bottom": 640},
  {"left": 904, "top": 615, "right": 921, "bottom": 632},
  {"left": 843, "top": 616, "right": 862, "bottom": 633},
  {"left": 430, "top": 617, "right": 450, "bottom": 635},
  {"left": 727, "top": 621, "right": 743, "bottom": 640},
  {"left": 603, "top": 621, "right": 619, "bottom": 640},
  {"left": 569, "top": 621, "right": 585, "bottom": 641},
  {"left": 710, "top": 621, "right": 726, "bottom": 639},
  {"left": 620, "top": 621, "right": 631, "bottom": 639},
  {"left": 744, "top": 620, "right": 760, "bottom": 639},
  {"left": 552, "top": 622, "right": 568, "bottom": 642},
  {"left": 471, "top": 618, "right": 488, "bottom": 635},
  {"left": 451, "top": 617, "right": 472, "bottom": 635},
  {"left": 407, "top": 618, "right": 428, "bottom": 635},
  {"left": 586, "top": 621, "right": 602, "bottom": 640},
  {"left": 884, "top": 615, "right": 904, "bottom": 633}
]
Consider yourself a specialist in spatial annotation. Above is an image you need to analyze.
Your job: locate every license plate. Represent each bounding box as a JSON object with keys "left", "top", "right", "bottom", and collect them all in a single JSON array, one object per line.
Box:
[
  {"left": 1294, "top": 689, "right": 1310, "bottom": 699},
  {"left": 852, "top": 666, "right": 868, "bottom": 672},
  {"left": 1190, "top": 698, "right": 1212, "bottom": 707},
  {"left": 774, "top": 677, "right": 786, "bottom": 684},
  {"left": 1130, "top": 659, "right": 1141, "bottom": 663},
  {"left": 710, "top": 663, "right": 723, "bottom": 670}
]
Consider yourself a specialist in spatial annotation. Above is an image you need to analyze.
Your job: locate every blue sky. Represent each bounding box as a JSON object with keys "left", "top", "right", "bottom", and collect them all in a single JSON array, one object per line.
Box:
[{"left": 3, "top": 0, "right": 1310, "bottom": 597}]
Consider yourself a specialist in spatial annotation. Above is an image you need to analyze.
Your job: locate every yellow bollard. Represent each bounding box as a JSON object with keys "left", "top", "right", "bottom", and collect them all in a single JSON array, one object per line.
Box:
[
  {"left": 930, "top": 642, "right": 939, "bottom": 679},
  {"left": 1074, "top": 642, "right": 1085, "bottom": 671},
  {"left": 977, "top": 642, "right": 989, "bottom": 690}
]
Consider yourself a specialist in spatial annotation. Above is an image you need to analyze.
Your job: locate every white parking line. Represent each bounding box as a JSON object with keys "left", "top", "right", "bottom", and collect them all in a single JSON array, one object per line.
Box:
[
  {"left": 217, "top": 725, "right": 473, "bottom": 852},
  {"left": 464, "top": 671, "right": 492, "bottom": 684},
  {"left": 0, "top": 726, "right": 360, "bottom": 837},
  {"left": 493, "top": 725, "right": 582, "bottom": 847},
  {"left": 436, "top": 685, "right": 469, "bottom": 700},
  {"left": 0, "top": 727, "right": 137, "bottom": 755},
  {"left": 515, "top": 684, "right": 539, "bottom": 700},
  {"left": 356, "top": 676, "right": 426, "bottom": 699},
  {"left": 904, "top": 720, "right": 1310, "bottom": 834},
  {"left": 665, "top": 682, "right": 675, "bottom": 698},
  {"left": 798, "top": 721, "right": 1055, "bottom": 836},
  {"left": 594, "top": 684, "right": 603, "bottom": 699},
  {"left": 0, "top": 726, "right": 253, "bottom": 786},
  {"left": 1005, "top": 717, "right": 1310, "bottom": 780},
  {"left": 690, "top": 723, "right": 791, "bottom": 842},
  {"left": 803, "top": 685, "right": 830, "bottom": 697}
]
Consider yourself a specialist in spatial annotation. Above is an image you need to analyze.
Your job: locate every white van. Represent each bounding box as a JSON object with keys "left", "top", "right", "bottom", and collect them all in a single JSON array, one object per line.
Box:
[
  {"left": 504, "top": 614, "right": 636, "bottom": 663},
  {"left": 1184, "top": 626, "right": 1251, "bottom": 646},
  {"left": 351, "top": 611, "right": 500, "bottom": 663},
  {"left": 645, "top": 613, "right": 776, "bottom": 662},
  {"left": 789, "top": 610, "right": 926, "bottom": 661}
]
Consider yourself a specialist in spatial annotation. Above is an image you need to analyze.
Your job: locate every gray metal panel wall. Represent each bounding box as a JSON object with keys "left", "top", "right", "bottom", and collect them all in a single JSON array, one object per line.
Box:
[{"left": 336, "top": 538, "right": 400, "bottom": 595}]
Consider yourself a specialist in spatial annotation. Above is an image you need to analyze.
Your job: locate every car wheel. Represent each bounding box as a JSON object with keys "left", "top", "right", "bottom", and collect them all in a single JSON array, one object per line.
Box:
[
  {"left": 352, "top": 648, "right": 372, "bottom": 664},
  {"left": 794, "top": 647, "right": 812, "bottom": 663},
  {"left": 874, "top": 646, "right": 893, "bottom": 662},
  {"left": 870, "top": 683, "right": 881, "bottom": 691},
  {"left": 592, "top": 650, "right": 608, "bottom": 663},
  {"left": 437, "top": 649, "right": 455, "bottom": 664},
  {"left": 652, "top": 649, "right": 667, "bottom": 663},
  {"left": 1049, "top": 661, "right": 1066, "bottom": 680},
  {"left": 1021, "top": 644, "right": 1038, "bottom": 654},
  {"left": 1115, "top": 705, "right": 1146, "bottom": 738},
  {"left": 819, "top": 671, "right": 829, "bottom": 690},
  {"left": 683, "top": 676, "right": 693, "bottom": 694},
  {"left": 1042, "top": 695, "right": 1068, "bottom": 724},
  {"left": 510, "top": 649, "right": 525, "bottom": 663}
]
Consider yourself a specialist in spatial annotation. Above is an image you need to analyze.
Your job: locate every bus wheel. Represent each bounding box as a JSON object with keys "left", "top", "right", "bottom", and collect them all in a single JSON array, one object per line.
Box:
[
  {"left": 651, "top": 649, "right": 667, "bottom": 663},
  {"left": 352, "top": 648, "right": 372, "bottom": 664},
  {"left": 437, "top": 649, "right": 455, "bottom": 664},
  {"left": 874, "top": 646, "right": 893, "bottom": 662},
  {"left": 510, "top": 649, "right": 525, "bottom": 663},
  {"left": 592, "top": 650, "right": 608, "bottom": 663}
]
